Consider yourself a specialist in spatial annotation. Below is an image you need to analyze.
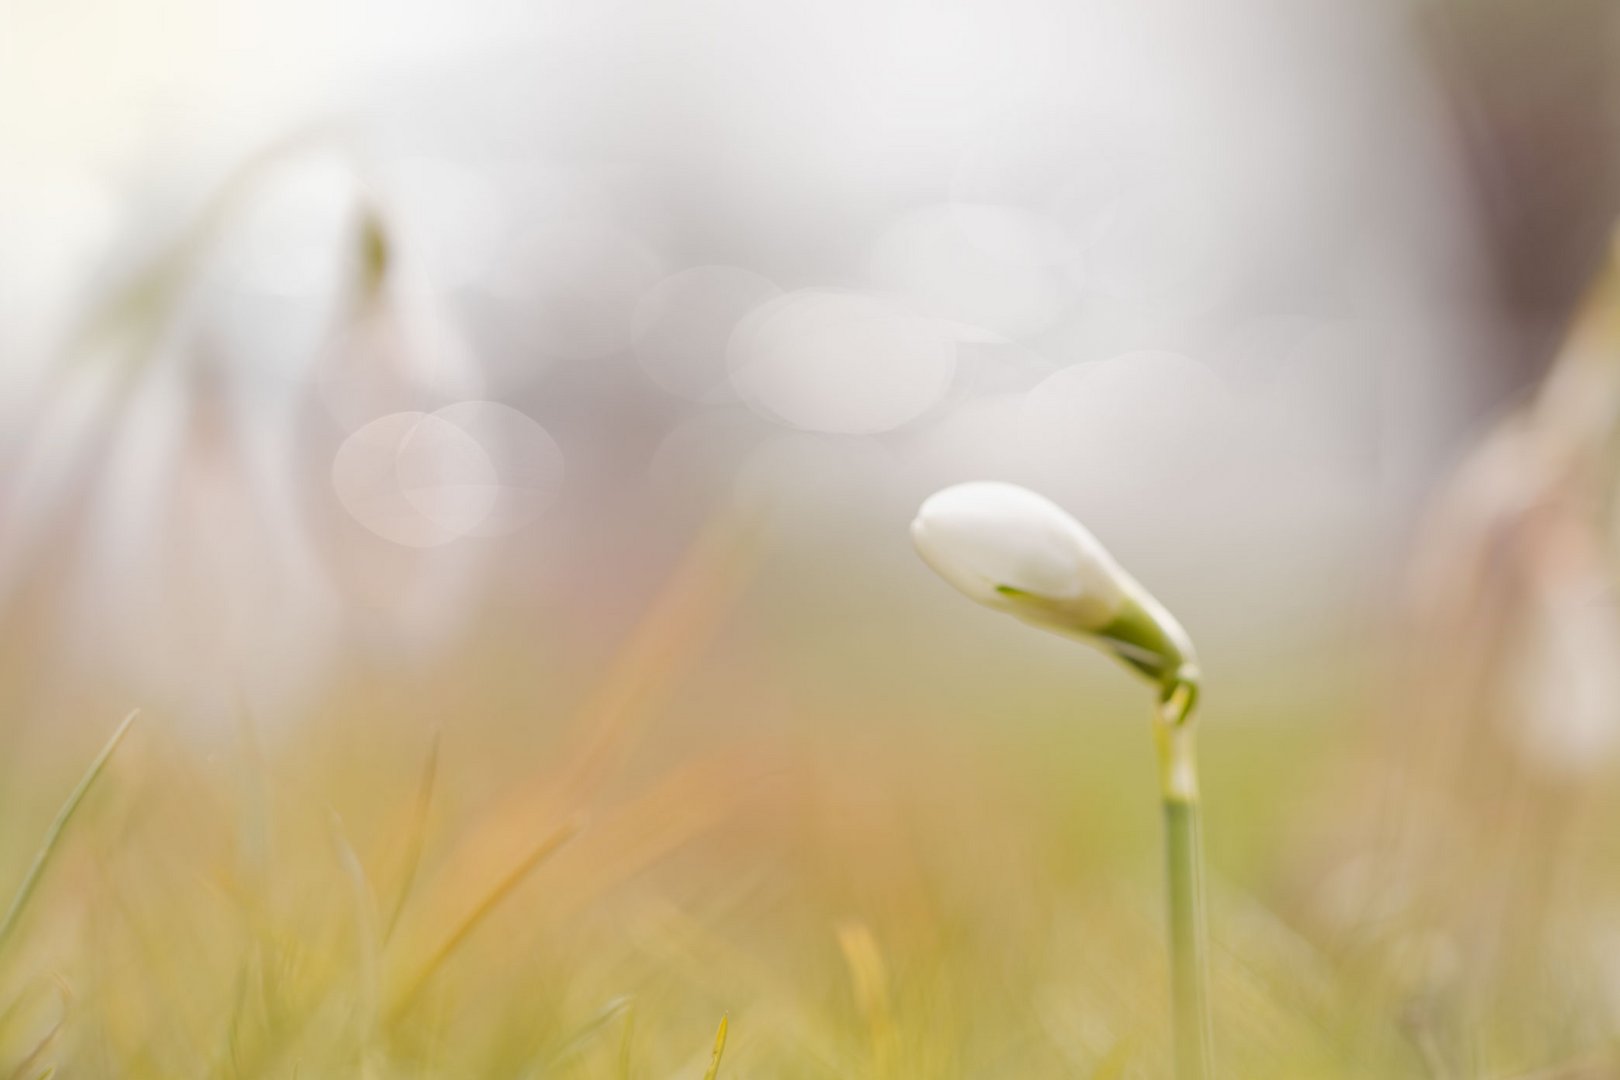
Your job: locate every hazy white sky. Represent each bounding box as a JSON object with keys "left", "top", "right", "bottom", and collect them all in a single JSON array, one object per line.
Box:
[{"left": 0, "top": 0, "right": 1502, "bottom": 715}]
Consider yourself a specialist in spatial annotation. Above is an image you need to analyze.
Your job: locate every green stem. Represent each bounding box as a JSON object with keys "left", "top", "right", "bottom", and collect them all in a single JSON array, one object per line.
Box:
[{"left": 1155, "top": 686, "right": 1213, "bottom": 1080}]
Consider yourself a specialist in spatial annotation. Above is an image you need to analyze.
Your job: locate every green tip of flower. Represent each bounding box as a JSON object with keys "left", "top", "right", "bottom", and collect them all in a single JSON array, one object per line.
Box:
[
  {"left": 1096, "top": 595, "right": 1197, "bottom": 689},
  {"left": 998, "top": 583, "right": 1197, "bottom": 697}
]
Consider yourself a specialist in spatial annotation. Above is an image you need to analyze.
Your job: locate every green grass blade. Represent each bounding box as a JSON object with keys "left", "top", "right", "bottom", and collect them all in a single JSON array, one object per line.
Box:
[
  {"left": 618, "top": 1001, "right": 635, "bottom": 1079},
  {"left": 702, "top": 1014, "right": 728, "bottom": 1080},
  {"left": 327, "top": 810, "right": 381, "bottom": 1036},
  {"left": 0, "top": 709, "right": 139, "bottom": 956},
  {"left": 541, "top": 994, "right": 632, "bottom": 1069},
  {"left": 7, "top": 1011, "right": 63, "bottom": 1080},
  {"left": 383, "top": 730, "right": 440, "bottom": 943},
  {"left": 387, "top": 815, "right": 582, "bottom": 1021}
]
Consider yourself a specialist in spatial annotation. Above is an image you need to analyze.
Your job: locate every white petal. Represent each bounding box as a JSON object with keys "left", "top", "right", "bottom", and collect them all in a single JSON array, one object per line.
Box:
[{"left": 911, "top": 481, "right": 1126, "bottom": 628}]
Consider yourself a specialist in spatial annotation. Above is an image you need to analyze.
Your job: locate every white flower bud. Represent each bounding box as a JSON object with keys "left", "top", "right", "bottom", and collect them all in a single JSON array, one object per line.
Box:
[
  {"left": 911, "top": 481, "right": 1196, "bottom": 687},
  {"left": 912, "top": 482, "right": 1126, "bottom": 627}
]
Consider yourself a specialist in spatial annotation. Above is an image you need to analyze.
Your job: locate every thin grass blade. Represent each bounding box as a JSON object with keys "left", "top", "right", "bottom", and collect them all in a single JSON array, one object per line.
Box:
[
  {"left": 383, "top": 730, "right": 440, "bottom": 943},
  {"left": 617, "top": 1001, "right": 635, "bottom": 1080},
  {"left": 702, "top": 1014, "right": 728, "bottom": 1080},
  {"left": 541, "top": 994, "right": 632, "bottom": 1069},
  {"left": 0, "top": 709, "right": 139, "bottom": 956},
  {"left": 386, "top": 815, "right": 582, "bottom": 1021},
  {"left": 327, "top": 810, "right": 381, "bottom": 1039}
]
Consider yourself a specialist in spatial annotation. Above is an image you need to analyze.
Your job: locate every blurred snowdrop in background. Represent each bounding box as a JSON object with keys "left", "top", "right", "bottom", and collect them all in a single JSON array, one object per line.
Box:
[
  {"left": 0, "top": 132, "right": 571, "bottom": 718},
  {"left": 0, "top": 0, "right": 1498, "bottom": 715},
  {"left": 329, "top": 411, "right": 500, "bottom": 550}
]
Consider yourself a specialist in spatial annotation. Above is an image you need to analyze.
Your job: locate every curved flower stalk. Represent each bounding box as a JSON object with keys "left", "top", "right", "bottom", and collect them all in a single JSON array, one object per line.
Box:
[{"left": 912, "top": 481, "right": 1213, "bottom": 1079}]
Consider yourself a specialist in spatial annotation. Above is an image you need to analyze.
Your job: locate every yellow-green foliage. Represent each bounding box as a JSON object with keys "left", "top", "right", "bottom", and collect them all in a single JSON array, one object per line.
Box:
[{"left": 0, "top": 527, "right": 1608, "bottom": 1079}]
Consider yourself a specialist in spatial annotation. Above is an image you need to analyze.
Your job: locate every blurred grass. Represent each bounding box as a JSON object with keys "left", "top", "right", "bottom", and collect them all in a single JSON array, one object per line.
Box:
[{"left": 0, "top": 520, "right": 1603, "bottom": 1079}]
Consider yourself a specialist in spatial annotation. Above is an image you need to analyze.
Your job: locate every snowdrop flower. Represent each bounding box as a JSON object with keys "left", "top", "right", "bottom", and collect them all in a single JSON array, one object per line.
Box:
[
  {"left": 912, "top": 481, "right": 1197, "bottom": 689},
  {"left": 913, "top": 480, "right": 1214, "bottom": 1078}
]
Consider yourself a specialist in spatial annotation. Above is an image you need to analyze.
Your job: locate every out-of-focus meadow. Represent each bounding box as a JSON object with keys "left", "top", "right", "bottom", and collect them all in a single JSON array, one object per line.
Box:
[{"left": 3, "top": 0, "right": 1620, "bottom": 1076}]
